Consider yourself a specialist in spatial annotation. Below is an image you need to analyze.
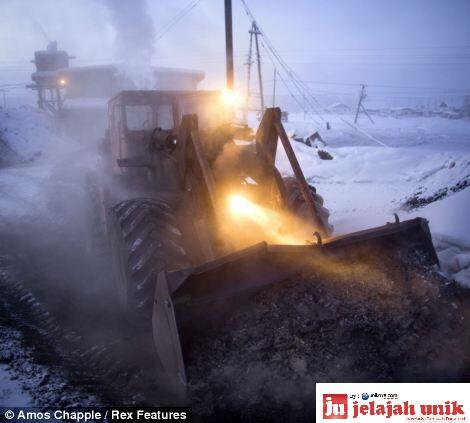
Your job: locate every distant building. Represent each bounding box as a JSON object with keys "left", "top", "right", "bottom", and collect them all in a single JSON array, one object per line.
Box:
[
  {"left": 326, "top": 102, "right": 351, "bottom": 114},
  {"left": 462, "top": 95, "right": 470, "bottom": 115},
  {"left": 57, "top": 65, "right": 205, "bottom": 99},
  {"left": 28, "top": 42, "right": 205, "bottom": 142},
  {"left": 390, "top": 107, "right": 422, "bottom": 118},
  {"left": 439, "top": 101, "right": 448, "bottom": 109}
]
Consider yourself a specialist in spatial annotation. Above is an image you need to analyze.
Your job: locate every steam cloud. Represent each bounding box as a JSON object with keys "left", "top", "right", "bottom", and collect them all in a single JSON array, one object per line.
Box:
[{"left": 103, "top": 0, "right": 155, "bottom": 63}]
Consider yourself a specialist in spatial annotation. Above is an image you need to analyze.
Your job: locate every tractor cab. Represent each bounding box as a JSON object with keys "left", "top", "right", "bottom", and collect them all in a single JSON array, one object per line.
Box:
[{"left": 105, "top": 90, "right": 232, "bottom": 174}]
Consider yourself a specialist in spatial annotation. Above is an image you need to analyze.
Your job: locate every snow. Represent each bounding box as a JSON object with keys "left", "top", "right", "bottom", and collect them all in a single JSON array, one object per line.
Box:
[
  {"left": 0, "top": 106, "right": 64, "bottom": 162},
  {"left": 409, "top": 189, "right": 470, "bottom": 247},
  {"left": 282, "top": 113, "right": 470, "bottom": 150},
  {"left": 408, "top": 189, "right": 470, "bottom": 288},
  {"left": 274, "top": 114, "right": 470, "bottom": 287},
  {"left": 0, "top": 364, "right": 33, "bottom": 407},
  {"left": 0, "top": 107, "right": 95, "bottom": 230},
  {"left": 276, "top": 141, "right": 469, "bottom": 231}
]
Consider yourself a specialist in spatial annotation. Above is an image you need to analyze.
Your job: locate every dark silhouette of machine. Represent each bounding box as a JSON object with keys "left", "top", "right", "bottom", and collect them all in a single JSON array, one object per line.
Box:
[{"left": 86, "top": 89, "right": 438, "bottom": 389}]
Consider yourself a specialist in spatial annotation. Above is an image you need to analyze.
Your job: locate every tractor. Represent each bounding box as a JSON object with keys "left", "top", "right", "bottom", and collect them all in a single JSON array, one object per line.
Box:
[{"left": 85, "top": 89, "right": 438, "bottom": 389}]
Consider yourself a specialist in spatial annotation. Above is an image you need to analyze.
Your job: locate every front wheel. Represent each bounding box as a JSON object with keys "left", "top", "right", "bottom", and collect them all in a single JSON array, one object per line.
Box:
[{"left": 109, "top": 198, "right": 188, "bottom": 326}]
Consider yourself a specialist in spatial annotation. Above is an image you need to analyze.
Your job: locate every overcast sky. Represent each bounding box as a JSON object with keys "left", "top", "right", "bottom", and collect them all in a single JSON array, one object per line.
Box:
[{"left": 1, "top": 0, "right": 470, "bottom": 99}]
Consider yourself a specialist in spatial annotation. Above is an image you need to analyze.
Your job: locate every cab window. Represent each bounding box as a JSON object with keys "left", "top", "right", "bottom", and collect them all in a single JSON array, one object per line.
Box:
[
  {"left": 125, "top": 105, "right": 153, "bottom": 130},
  {"left": 156, "top": 104, "right": 174, "bottom": 130}
]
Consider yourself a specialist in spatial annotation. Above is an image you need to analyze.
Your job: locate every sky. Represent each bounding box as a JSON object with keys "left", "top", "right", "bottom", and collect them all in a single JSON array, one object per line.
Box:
[{"left": 1, "top": 0, "right": 470, "bottom": 107}]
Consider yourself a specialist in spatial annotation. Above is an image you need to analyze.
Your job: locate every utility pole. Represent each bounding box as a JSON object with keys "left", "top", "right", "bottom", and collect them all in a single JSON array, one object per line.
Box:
[
  {"left": 243, "top": 25, "right": 254, "bottom": 122},
  {"left": 272, "top": 68, "right": 277, "bottom": 107},
  {"left": 224, "top": 0, "right": 234, "bottom": 90},
  {"left": 354, "top": 84, "right": 374, "bottom": 124},
  {"left": 354, "top": 84, "right": 365, "bottom": 124},
  {"left": 0, "top": 89, "right": 6, "bottom": 109},
  {"left": 244, "top": 21, "right": 265, "bottom": 119},
  {"left": 252, "top": 22, "right": 265, "bottom": 113}
]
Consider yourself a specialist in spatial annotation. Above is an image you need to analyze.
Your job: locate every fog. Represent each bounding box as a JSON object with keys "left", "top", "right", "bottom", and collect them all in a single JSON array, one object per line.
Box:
[{"left": 1, "top": 0, "right": 470, "bottom": 95}]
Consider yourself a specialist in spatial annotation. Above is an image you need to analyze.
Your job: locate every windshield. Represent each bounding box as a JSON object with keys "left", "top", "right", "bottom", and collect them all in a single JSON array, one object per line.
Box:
[{"left": 125, "top": 101, "right": 174, "bottom": 131}]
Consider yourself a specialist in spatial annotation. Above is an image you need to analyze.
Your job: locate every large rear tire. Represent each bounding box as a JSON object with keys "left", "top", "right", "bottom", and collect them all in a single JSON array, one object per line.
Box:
[
  {"left": 109, "top": 198, "right": 188, "bottom": 326},
  {"left": 283, "top": 177, "right": 333, "bottom": 237}
]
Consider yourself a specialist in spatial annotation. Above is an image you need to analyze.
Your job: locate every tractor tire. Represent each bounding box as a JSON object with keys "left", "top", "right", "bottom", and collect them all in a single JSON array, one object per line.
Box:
[
  {"left": 109, "top": 198, "right": 188, "bottom": 326},
  {"left": 283, "top": 176, "right": 333, "bottom": 237},
  {"left": 84, "top": 172, "right": 107, "bottom": 257}
]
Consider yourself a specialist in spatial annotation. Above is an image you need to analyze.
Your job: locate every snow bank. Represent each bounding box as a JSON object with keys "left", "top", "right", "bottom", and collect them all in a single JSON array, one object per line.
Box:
[
  {"left": 277, "top": 142, "right": 469, "bottom": 225},
  {"left": 408, "top": 189, "right": 470, "bottom": 288},
  {"left": 275, "top": 128, "right": 470, "bottom": 288},
  {"left": 409, "top": 189, "right": 470, "bottom": 246},
  {"left": 0, "top": 107, "right": 64, "bottom": 164},
  {"left": 0, "top": 106, "right": 95, "bottom": 234}
]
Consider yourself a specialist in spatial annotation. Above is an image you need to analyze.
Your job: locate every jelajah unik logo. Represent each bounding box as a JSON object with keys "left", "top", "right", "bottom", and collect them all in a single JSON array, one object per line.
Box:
[{"left": 323, "top": 394, "right": 348, "bottom": 419}]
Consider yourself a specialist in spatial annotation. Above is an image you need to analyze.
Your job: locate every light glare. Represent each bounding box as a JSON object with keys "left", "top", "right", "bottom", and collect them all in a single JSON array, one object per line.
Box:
[{"left": 220, "top": 89, "right": 236, "bottom": 106}]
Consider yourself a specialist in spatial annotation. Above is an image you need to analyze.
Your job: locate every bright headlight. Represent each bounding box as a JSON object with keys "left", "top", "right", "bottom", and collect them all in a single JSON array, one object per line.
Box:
[{"left": 220, "top": 89, "right": 237, "bottom": 106}]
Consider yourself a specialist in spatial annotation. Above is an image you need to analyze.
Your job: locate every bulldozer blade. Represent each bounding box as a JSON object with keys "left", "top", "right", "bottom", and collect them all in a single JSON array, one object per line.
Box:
[{"left": 152, "top": 216, "right": 438, "bottom": 388}]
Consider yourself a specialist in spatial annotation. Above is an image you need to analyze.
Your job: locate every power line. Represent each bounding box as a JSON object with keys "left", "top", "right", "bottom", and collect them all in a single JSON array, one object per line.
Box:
[
  {"left": 239, "top": 0, "right": 326, "bottom": 124},
  {"left": 294, "top": 80, "right": 470, "bottom": 92},
  {"left": 238, "top": 0, "right": 394, "bottom": 147},
  {"left": 0, "top": 83, "right": 27, "bottom": 88},
  {"left": 254, "top": 33, "right": 322, "bottom": 125},
  {"left": 273, "top": 45, "right": 470, "bottom": 52},
  {"left": 288, "top": 61, "right": 470, "bottom": 66},
  {"left": 154, "top": 0, "right": 203, "bottom": 44},
  {"left": 269, "top": 59, "right": 322, "bottom": 126}
]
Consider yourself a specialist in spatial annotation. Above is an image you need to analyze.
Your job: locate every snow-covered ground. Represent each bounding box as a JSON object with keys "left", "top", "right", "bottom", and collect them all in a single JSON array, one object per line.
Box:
[
  {"left": 0, "top": 106, "right": 95, "bottom": 220},
  {"left": 284, "top": 112, "right": 470, "bottom": 151},
  {"left": 0, "top": 106, "right": 98, "bottom": 406},
  {"left": 0, "top": 364, "right": 32, "bottom": 407},
  {"left": 0, "top": 106, "right": 64, "bottom": 165},
  {"left": 274, "top": 113, "right": 470, "bottom": 287}
]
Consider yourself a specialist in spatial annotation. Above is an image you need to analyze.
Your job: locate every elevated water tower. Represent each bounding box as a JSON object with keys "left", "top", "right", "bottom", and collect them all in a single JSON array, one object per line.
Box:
[{"left": 27, "top": 41, "right": 74, "bottom": 114}]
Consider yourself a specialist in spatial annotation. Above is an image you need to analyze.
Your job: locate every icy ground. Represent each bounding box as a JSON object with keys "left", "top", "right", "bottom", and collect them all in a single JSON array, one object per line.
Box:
[
  {"left": 0, "top": 364, "right": 32, "bottom": 407},
  {"left": 0, "top": 107, "right": 96, "bottom": 405}
]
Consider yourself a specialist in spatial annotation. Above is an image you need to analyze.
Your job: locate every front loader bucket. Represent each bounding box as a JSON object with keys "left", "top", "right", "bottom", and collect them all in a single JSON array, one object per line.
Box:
[{"left": 152, "top": 217, "right": 438, "bottom": 389}]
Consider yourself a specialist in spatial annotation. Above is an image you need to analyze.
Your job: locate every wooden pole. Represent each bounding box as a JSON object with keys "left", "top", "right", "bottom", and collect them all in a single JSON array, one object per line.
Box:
[
  {"left": 244, "top": 27, "right": 254, "bottom": 122},
  {"left": 224, "top": 0, "right": 234, "bottom": 90},
  {"left": 272, "top": 68, "right": 277, "bottom": 107},
  {"left": 253, "top": 22, "right": 265, "bottom": 112},
  {"left": 354, "top": 84, "right": 365, "bottom": 124}
]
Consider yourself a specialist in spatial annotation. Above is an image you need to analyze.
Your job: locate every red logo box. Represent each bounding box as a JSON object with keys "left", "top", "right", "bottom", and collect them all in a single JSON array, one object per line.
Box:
[{"left": 323, "top": 394, "right": 348, "bottom": 419}]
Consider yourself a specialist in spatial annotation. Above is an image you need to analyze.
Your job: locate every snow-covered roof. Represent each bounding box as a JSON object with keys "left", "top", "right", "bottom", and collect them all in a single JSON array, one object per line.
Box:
[
  {"left": 391, "top": 107, "right": 418, "bottom": 112},
  {"left": 61, "top": 97, "right": 109, "bottom": 110},
  {"left": 59, "top": 64, "right": 205, "bottom": 81},
  {"left": 327, "top": 102, "right": 351, "bottom": 110}
]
